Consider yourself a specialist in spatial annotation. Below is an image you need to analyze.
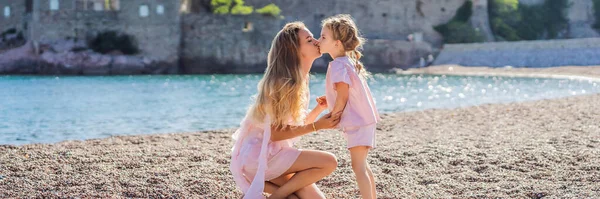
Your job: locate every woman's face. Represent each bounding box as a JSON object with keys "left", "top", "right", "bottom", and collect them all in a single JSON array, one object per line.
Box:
[{"left": 297, "top": 27, "right": 321, "bottom": 71}]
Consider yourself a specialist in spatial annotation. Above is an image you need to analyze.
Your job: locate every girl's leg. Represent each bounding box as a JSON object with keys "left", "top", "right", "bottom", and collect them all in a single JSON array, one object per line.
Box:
[
  {"left": 366, "top": 163, "right": 376, "bottom": 199},
  {"left": 349, "top": 146, "right": 374, "bottom": 199},
  {"left": 269, "top": 173, "right": 325, "bottom": 199},
  {"left": 267, "top": 150, "right": 337, "bottom": 199}
]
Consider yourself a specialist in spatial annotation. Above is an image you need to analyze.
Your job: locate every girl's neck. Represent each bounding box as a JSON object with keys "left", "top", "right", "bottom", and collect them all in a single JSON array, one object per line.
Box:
[{"left": 329, "top": 50, "right": 347, "bottom": 60}]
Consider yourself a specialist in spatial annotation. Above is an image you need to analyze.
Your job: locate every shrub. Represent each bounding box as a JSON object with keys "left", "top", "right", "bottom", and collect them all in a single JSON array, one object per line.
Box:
[
  {"left": 592, "top": 0, "right": 600, "bottom": 30},
  {"left": 434, "top": 0, "right": 484, "bottom": 43},
  {"left": 488, "top": 0, "right": 569, "bottom": 40},
  {"left": 88, "top": 31, "right": 139, "bottom": 55},
  {"left": 256, "top": 3, "right": 281, "bottom": 17},
  {"left": 211, "top": 0, "right": 253, "bottom": 15}
]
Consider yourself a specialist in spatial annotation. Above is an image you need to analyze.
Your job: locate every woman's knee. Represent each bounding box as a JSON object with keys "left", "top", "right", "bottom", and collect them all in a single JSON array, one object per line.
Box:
[{"left": 320, "top": 151, "right": 338, "bottom": 172}]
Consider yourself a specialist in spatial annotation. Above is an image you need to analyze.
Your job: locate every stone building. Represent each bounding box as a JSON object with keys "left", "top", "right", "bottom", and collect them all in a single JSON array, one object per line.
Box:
[{"left": 1, "top": 0, "right": 598, "bottom": 74}]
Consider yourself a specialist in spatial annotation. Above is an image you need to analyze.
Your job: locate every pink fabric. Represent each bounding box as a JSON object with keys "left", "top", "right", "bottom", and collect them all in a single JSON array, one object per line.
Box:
[
  {"left": 242, "top": 145, "right": 301, "bottom": 181},
  {"left": 343, "top": 123, "right": 376, "bottom": 149},
  {"left": 230, "top": 85, "right": 310, "bottom": 199},
  {"left": 325, "top": 56, "right": 380, "bottom": 128}
]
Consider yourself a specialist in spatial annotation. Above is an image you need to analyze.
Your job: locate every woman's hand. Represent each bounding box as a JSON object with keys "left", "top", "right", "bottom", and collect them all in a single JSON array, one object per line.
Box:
[
  {"left": 316, "top": 95, "right": 327, "bottom": 110},
  {"left": 314, "top": 112, "right": 342, "bottom": 130}
]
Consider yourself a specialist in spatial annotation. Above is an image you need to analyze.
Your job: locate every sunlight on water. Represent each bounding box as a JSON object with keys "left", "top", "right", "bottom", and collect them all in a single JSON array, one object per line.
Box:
[{"left": 0, "top": 74, "right": 598, "bottom": 145}]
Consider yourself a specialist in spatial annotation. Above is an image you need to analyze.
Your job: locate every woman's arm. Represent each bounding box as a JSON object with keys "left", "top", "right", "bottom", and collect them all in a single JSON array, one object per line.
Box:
[
  {"left": 270, "top": 124, "right": 317, "bottom": 142},
  {"left": 270, "top": 112, "right": 341, "bottom": 142},
  {"left": 331, "top": 82, "right": 350, "bottom": 115},
  {"left": 304, "top": 106, "right": 326, "bottom": 125}
]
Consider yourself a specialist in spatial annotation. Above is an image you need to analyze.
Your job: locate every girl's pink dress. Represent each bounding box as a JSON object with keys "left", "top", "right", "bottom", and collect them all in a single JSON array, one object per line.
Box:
[
  {"left": 230, "top": 89, "right": 309, "bottom": 199},
  {"left": 325, "top": 56, "right": 380, "bottom": 148}
]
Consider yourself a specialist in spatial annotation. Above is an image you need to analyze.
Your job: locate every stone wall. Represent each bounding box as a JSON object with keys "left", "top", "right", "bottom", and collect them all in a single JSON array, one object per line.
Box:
[
  {"left": 180, "top": 13, "right": 282, "bottom": 73},
  {"left": 499, "top": 0, "right": 599, "bottom": 39},
  {"left": 245, "top": 0, "right": 467, "bottom": 47},
  {"left": 566, "top": 0, "right": 599, "bottom": 38},
  {"left": 470, "top": 0, "right": 494, "bottom": 42},
  {"left": 3, "top": 0, "right": 599, "bottom": 75},
  {"left": 433, "top": 38, "right": 600, "bottom": 67},
  {"left": 0, "top": 1, "right": 28, "bottom": 36},
  {"left": 361, "top": 40, "right": 434, "bottom": 72},
  {"left": 29, "top": 0, "right": 181, "bottom": 63}
]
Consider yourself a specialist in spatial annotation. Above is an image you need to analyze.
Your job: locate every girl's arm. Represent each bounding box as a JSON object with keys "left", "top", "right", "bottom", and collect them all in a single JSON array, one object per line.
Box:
[{"left": 331, "top": 82, "right": 350, "bottom": 115}]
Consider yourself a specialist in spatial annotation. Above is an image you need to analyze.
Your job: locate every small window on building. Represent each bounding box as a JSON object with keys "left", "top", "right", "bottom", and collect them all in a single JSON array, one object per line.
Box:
[
  {"left": 93, "top": 2, "right": 104, "bottom": 11},
  {"left": 50, "top": 0, "right": 59, "bottom": 10},
  {"left": 76, "top": 0, "right": 119, "bottom": 11},
  {"left": 106, "top": 0, "right": 120, "bottom": 11},
  {"left": 3, "top": 6, "right": 10, "bottom": 18},
  {"left": 157, "top": 5, "right": 165, "bottom": 15},
  {"left": 242, "top": 21, "right": 253, "bottom": 32},
  {"left": 139, "top": 5, "right": 149, "bottom": 17},
  {"left": 180, "top": 0, "right": 190, "bottom": 13}
]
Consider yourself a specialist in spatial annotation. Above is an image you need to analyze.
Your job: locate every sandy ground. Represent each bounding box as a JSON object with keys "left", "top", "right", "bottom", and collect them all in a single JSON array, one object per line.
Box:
[{"left": 1, "top": 65, "right": 599, "bottom": 198}]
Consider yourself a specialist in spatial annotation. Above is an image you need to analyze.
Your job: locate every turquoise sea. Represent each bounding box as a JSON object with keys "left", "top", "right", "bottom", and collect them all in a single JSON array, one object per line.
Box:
[{"left": 1, "top": 74, "right": 598, "bottom": 145}]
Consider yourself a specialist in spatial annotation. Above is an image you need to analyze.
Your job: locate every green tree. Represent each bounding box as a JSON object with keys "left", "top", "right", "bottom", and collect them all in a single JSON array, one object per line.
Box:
[
  {"left": 453, "top": 0, "right": 473, "bottom": 22},
  {"left": 88, "top": 31, "right": 139, "bottom": 55},
  {"left": 433, "top": 0, "right": 484, "bottom": 43},
  {"left": 592, "top": 0, "right": 600, "bottom": 30},
  {"left": 488, "top": 0, "right": 570, "bottom": 40},
  {"left": 542, "top": 0, "right": 570, "bottom": 38},
  {"left": 211, "top": 0, "right": 253, "bottom": 15},
  {"left": 211, "top": 0, "right": 231, "bottom": 14},
  {"left": 231, "top": 0, "right": 253, "bottom": 15},
  {"left": 256, "top": 3, "right": 281, "bottom": 17}
]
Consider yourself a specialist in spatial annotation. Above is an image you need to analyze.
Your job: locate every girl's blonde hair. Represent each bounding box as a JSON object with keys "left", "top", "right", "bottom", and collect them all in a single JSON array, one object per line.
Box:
[
  {"left": 322, "top": 14, "right": 369, "bottom": 77},
  {"left": 247, "top": 22, "right": 308, "bottom": 130}
]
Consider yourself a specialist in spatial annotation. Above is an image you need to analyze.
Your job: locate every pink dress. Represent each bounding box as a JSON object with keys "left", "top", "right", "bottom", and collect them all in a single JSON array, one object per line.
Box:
[
  {"left": 230, "top": 88, "right": 310, "bottom": 199},
  {"left": 325, "top": 56, "right": 380, "bottom": 148}
]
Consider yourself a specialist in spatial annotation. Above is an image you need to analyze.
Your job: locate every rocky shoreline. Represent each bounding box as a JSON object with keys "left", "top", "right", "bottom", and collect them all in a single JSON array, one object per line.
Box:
[
  {"left": 1, "top": 65, "right": 599, "bottom": 198},
  {"left": 0, "top": 41, "right": 178, "bottom": 75}
]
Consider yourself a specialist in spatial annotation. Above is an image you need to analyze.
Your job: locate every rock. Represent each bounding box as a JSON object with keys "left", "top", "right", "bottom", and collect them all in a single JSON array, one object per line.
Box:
[
  {"left": 0, "top": 41, "right": 38, "bottom": 74},
  {"left": 81, "top": 54, "right": 112, "bottom": 75},
  {"left": 143, "top": 59, "right": 179, "bottom": 75},
  {"left": 433, "top": 38, "right": 600, "bottom": 67},
  {"left": 110, "top": 55, "right": 145, "bottom": 75},
  {"left": 47, "top": 39, "right": 88, "bottom": 53},
  {"left": 362, "top": 39, "right": 434, "bottom": 71},
  {"left": 1, "top": 41, "right": 176, "bottom": 75}
]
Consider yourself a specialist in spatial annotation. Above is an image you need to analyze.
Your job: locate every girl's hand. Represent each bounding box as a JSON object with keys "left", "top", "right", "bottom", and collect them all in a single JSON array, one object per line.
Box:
[{"left": 316, "top": 96, "right": 327, "bottom": 109}]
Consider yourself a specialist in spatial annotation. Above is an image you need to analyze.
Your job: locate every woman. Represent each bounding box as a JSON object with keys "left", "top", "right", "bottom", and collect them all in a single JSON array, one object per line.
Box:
[{"left": 230, "top": 22, "right": 339, "bottom": 199}]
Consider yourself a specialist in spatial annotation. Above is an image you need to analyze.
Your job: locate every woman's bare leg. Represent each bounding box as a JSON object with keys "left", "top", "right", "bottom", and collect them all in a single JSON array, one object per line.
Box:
[
  {"left": 269, "top": 173, "right": 325, "bottom": 199},
  {"left": 267, "top": 150, "right": 337, "bottom": 199},
  {"left": 264, "top": 181, "right": 299, "bottom": 199}
]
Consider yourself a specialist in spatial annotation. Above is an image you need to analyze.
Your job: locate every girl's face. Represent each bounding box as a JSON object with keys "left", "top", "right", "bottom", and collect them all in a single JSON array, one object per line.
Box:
[{"left": 317, "top": 26, "right": 340, "bottom": 56}]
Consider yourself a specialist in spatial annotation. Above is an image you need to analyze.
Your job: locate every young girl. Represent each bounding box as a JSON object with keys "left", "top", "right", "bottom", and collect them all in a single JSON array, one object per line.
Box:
[{"left": 317, "top": 14, "right": 380, "bottom": 199}]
